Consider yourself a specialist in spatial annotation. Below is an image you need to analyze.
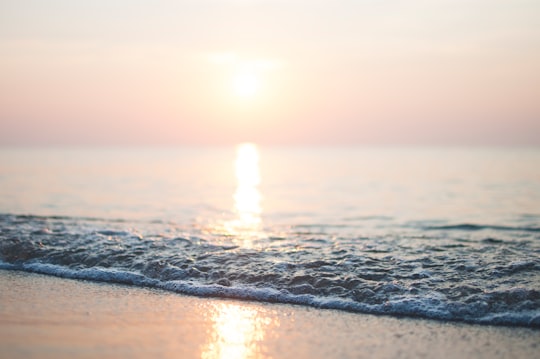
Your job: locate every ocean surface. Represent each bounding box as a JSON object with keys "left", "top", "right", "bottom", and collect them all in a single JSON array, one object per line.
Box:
[{"left": 1, "top": 145, "right": 539, "bottom": 327}]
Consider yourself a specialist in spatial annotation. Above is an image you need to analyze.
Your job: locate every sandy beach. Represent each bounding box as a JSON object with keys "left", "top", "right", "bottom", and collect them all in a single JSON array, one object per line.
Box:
[
  {"left": 2, "top": 0, "right": 540, "bottom": 357},
  {"left": 0, "top": 269, "right": 537, "bottom": 359}
]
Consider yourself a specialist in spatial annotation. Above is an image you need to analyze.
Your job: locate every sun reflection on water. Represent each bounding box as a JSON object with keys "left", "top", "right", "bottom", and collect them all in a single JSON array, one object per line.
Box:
[
  {"left": 224, "top": 143, "right": 264, "bottom": 245},
  {"left": 201, "top": 302, "right": 273, "bottom": 359}
]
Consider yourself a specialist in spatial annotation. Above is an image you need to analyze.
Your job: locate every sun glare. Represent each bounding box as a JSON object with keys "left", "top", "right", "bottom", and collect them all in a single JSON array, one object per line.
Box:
[
  {"left": 208, "top": 52, "right": 283, "bottom": 101},
  {"left": 233, "top": 72, "right": 259, "bottom": 98}
]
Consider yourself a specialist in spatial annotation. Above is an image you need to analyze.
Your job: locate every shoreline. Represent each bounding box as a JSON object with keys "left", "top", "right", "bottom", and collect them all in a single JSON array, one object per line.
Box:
[{"left": 1, "top": 269, "right": 538, "bottom": 359}]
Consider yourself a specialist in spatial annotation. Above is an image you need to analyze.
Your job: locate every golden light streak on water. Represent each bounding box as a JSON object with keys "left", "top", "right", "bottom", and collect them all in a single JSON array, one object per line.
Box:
[{"left": 222, "top": 143, "right": 264, "bottom": 245}]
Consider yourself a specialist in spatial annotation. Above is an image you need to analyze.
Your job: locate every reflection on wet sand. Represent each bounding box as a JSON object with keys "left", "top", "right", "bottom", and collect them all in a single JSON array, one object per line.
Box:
[{"left": 201, "top": 302, "right": 274, "bottom": 359}]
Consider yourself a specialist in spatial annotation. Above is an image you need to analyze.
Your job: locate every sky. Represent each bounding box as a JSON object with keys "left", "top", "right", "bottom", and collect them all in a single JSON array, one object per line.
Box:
[{"left": 1, "top": 0, "right": 539, "bottom": 146}]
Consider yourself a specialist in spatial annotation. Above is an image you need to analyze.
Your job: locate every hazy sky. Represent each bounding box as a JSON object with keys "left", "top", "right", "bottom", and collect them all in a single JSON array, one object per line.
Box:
[{"left": 1, "top": 0, "right": 539, "bottom": 146}]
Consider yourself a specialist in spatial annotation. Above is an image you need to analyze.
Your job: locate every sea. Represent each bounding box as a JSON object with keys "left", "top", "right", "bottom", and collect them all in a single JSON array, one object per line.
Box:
[{"left": 1, "top": 145, "right": 539, "bottom": 327}]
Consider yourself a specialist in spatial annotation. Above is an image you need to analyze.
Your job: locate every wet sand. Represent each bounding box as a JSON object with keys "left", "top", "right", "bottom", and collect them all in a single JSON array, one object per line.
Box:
[{"left": 0, "top": 269, "right": 538, "bottom": 359}]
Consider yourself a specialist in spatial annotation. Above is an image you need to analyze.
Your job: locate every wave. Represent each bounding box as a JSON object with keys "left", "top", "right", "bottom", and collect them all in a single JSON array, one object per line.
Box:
[
  {"left": 423, "top": 223, "right": 540, "bottom": 232},
  {"left": 1, "top": 213, "right": 539, "bottom": 328},
  {"left": 2, "top": 261, "right": 538, "bottom": 328}
]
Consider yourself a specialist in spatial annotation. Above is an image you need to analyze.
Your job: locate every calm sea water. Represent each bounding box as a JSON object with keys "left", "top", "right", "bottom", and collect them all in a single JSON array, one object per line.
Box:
[{"left": 1, "top": 146, "right": 539, "bottom": 327}]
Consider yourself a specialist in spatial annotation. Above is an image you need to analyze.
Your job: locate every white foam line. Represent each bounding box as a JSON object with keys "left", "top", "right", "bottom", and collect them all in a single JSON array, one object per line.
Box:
[{"left": 0, "top": 260, "right": 537, "bottom": 327}]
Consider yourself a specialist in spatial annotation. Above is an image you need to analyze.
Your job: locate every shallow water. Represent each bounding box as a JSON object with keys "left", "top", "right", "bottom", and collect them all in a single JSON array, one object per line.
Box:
[{"left": 1, "top": 146, "right": 539, "bottom": 326}]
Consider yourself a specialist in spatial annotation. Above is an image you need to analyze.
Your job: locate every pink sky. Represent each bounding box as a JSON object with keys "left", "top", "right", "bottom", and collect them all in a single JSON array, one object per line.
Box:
[{"left": 1, "top": 0, "right": 539, "bottom": 146}]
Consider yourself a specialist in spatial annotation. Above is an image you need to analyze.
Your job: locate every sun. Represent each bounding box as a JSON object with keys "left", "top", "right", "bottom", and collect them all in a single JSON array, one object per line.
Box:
[{"left": 233, "top": 72, "right": 259, "bottom": 98}]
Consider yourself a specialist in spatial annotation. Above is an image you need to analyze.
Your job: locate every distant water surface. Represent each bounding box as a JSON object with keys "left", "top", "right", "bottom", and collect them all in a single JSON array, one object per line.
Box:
[{"left": 1, "top": 146, "right": 539, "bottom": 327}]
